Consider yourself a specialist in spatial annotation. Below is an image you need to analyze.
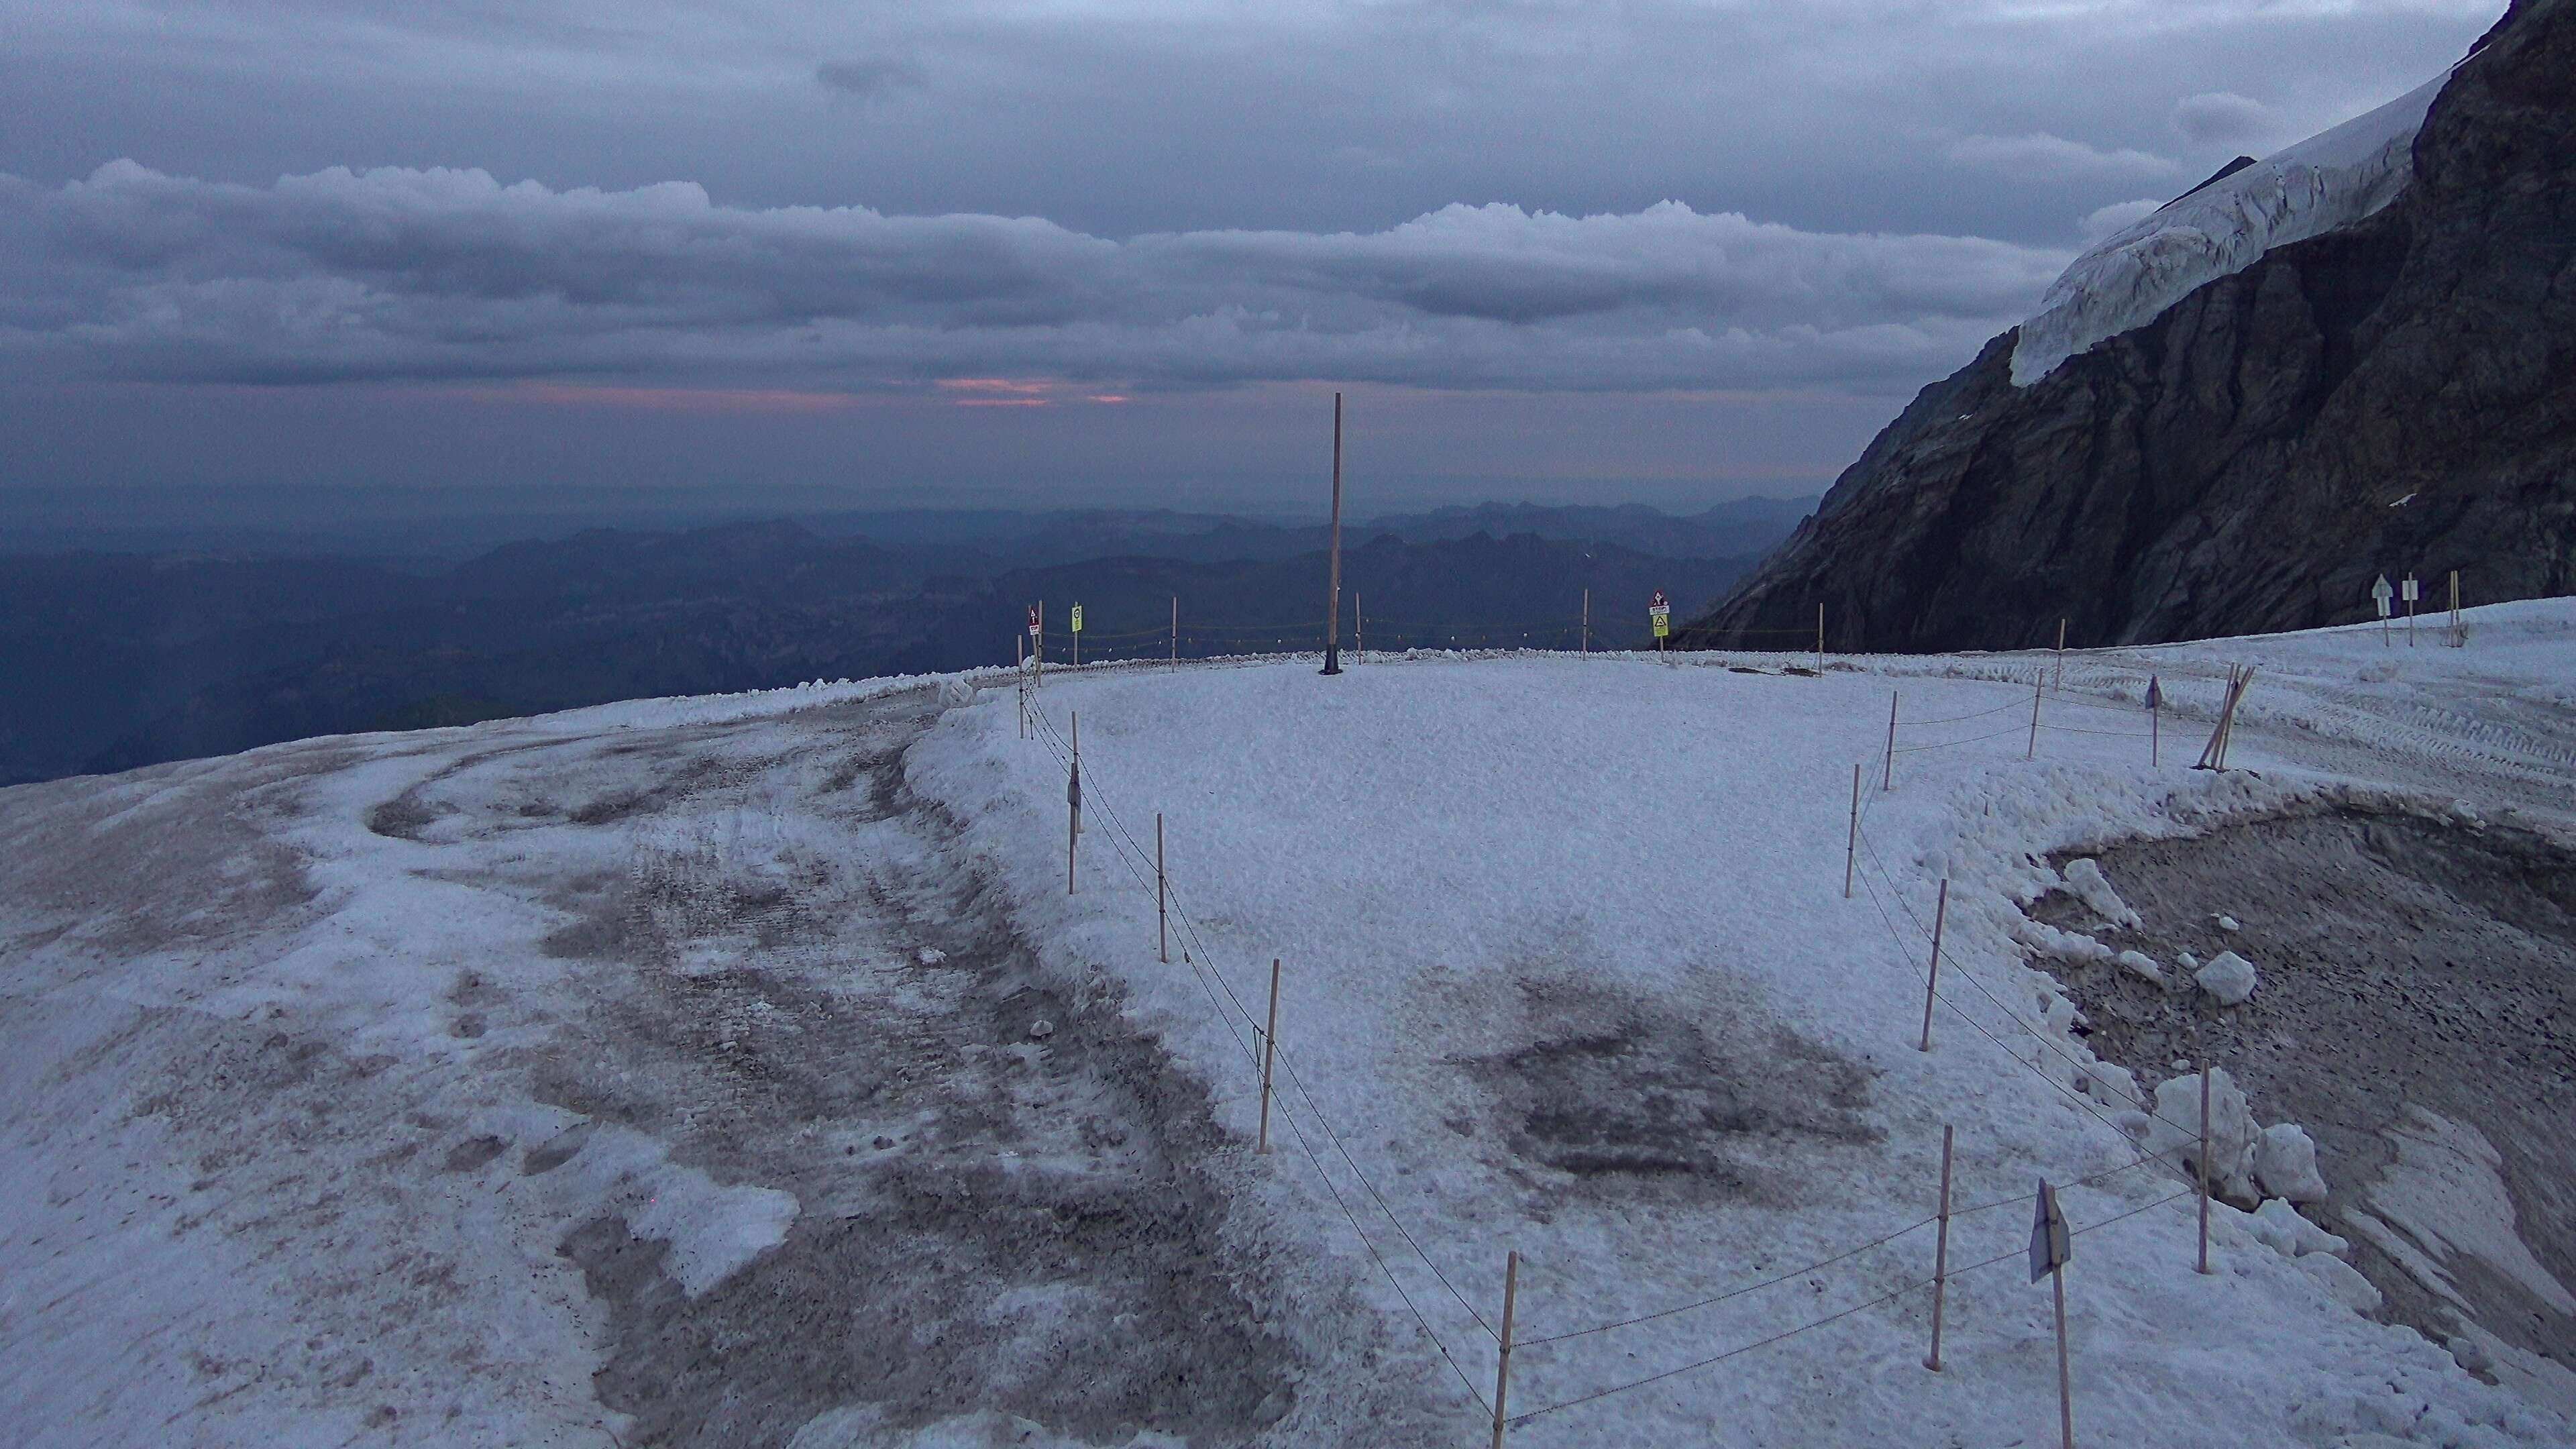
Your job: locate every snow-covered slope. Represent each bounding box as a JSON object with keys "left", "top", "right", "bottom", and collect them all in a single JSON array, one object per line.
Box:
[
  {"left": 4, "top": 610, "right": 2573, "bottom": 1446},
  {"left": 2011, "top": 69, "right": 2451, "bottom": 386}
]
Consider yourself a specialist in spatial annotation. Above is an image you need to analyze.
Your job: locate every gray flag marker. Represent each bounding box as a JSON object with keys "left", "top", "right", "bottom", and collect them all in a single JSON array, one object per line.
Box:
[{"left": 2030, "top": 1180, "right": 2070, "bottom": 1282}]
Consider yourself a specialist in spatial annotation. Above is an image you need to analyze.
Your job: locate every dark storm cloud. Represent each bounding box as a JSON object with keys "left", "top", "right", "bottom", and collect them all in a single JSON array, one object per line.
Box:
[
  {"left": 0, "top": 161, "right": 2070, "bottom": 392},
  {"left": 814, "top": 59, "right": 924, "bottom": 103},
  {"left": 0, "top": 0, "right": 2500, "bottom": 509},
  {"left": 3, "top": 1, "right": 2499, "bottom": 249},
  {"left": 2169, "top": 91, "right": 2286, "bottom": 148}
]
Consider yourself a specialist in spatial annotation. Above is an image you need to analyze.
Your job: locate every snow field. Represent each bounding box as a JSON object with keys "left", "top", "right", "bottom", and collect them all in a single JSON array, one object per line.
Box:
[
  {"left": 908, "top": 641, "right": 2569, "bottom": 1446},
  {"left": 0, "top": 686, "right": 959, "bottom": 1448}
]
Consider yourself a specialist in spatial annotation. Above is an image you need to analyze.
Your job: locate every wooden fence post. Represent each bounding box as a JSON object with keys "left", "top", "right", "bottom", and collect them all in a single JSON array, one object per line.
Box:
[
  {"left": 2054, "top": 618, "right": 2067, "bottom": 692},
  {"left": 1157, "top": 813, "right": 1168, "bottom": 963},
  {"left": 2197, "top": 1063, "right": 2214, "bottom": 1275},
  {"left": 1582, "top": 588, "right": 1590, "bottom": 654},
  {"left": 2052, "top": 1254, "right": 2075, "bottom": 1449},
  {"left": 1491, "top": 1250, "right": 1521, "bottom": 1449},
  {"left": 1816, "top": 602, "right": 1826, "bottom": 676},
  {"left": 1257, "top": 959, "right": 1281, "bottom": 1154},
  {"left": 1171, "top": 596, "right": 1179, "bottom": 663},
  {"left": 1844, "top": 763, "right": 1862, "bottom": 900},
  {"left": 2027, "top": 672, "right": 2043, "bottom": 759},
  {"left": 1882, "top": 692, "right": 1898, "bottom": 791},
  {"left": 1925, "top": 1124, "right": 1954, "bottom": 1371},
  {"left": 1917, "top": 880, "right": 1949, "bottom": 1052}
]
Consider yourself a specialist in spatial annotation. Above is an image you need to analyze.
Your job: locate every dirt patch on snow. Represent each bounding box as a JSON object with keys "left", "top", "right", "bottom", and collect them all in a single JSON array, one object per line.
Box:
[
  {"left": 2023, "top": 804, "right": 2576, "bottom": 1403},
  {"left": 525, "top": 695, "right": 1309, "bottom": 1446},
  {"left": 1464, "top": 980, "right": 1878, "bottom": 1202}
]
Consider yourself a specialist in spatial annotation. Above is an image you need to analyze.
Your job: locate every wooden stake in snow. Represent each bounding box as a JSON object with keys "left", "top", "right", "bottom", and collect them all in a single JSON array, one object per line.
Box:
[
  {"left": 1066, "top": 716, "right": 1081, "bottom": 896},
  {"left": 1925, "top": 1123, "right": 1955, "bottom": 1371},
  {"left": 2197, "top": 1063, "right": 2214, "bottom": 1276},
  {"left": 1581, "top": 588, "right": 1589, "bottom": 655},
  {"left": 1817, "top": 602, "right": 1827, "bottom": 676},
  {"left": 2196, "top": 667, "right": 2255, "bottom": 771},
  {"left": 1036, "top": 599, "right": 1045, "bottom": 682},
  {"left": 1355, "top": 590, "right": 1363, "bottom": 661},
  {"left": 1257, "top": 959, "right": 1281, "bottom": 1154},
  {"left": 2055, "top": 618, "right": 2068, "bottom": 692},
  {"left": 2031, "top": 1181, "right": 2075, "bottom": 1449},
  {"left": 1917, "top": 879, "right": 1949, "bottom": 1052},
  {"left": 1017, "top": 633, "right": 1028, "bottom": 739},
  {"left": 2027, "top": 671, "right": 2044, "bottom": 759},
  {"left": 2449, "top": 569, "right": 2463, "bottom": 647},
  {"left": 1882, "top": 692, "right": 1898, "bottom": 792},
  {"left": 1490, "top": 1250, "right": 1521, "bottom": 1449},
  {"left": 1844, "top": 762, "right": 1862, "bottom": 900},
  {"left": 1157, "top": 813, "right": 1169, "bottom": 964},
  {"left": 1071, "top": 712, "right": 1083, "bottom": 835}
]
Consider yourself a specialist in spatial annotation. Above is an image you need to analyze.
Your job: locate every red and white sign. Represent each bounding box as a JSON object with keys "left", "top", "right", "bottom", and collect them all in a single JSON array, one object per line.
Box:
[{"left": 1027, "top": 605, "right": 1041, "bottom": 637}]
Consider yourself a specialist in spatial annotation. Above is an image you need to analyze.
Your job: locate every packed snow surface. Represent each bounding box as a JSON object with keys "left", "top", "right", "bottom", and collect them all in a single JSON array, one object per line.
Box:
[
  {"left": 2010, "top": 67, "right": 2451, "bottom": 385},
  {"left": 5, "top": 604, "right": 2575, "bottom": 1446}
]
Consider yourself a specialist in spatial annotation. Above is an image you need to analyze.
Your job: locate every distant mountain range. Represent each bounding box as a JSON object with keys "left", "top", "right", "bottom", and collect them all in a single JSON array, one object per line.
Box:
[{"left": 0, "top": 498, "right": 1813, "bottom": 786}]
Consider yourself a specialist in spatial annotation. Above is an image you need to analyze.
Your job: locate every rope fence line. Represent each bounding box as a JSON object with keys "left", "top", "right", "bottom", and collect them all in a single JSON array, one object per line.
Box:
[
  {"left": 1514, "top": 1140, "right": 2184, "bottom": 1349},
  {"left": 1507, "top": 1186, "right": 2197, "bottom": 1428},
  {"left": 1894, "top": 724, "right": 2027, "bottom": 755},
  {"left": 1021, "top": 710, "right": 1501, "bottom": 1410},
  {"left": 1898, "top": 695, "right": 2031, "bottom": 729},
  {"left": 1852, "top": 825, "right": 2208, "bottom": 1152},
  {"left": 1849, "top": 841, "right": 2154, "bottom": 1154},
  {"left": 1025, "top": 706, "right": 1506, "bottom": 1366},
  {"left": 1004, "top": 666, "right": 2241, "bottom": 1439}
]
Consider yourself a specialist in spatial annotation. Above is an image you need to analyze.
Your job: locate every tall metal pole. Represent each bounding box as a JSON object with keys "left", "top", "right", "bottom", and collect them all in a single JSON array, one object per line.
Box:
[{"left": 1321, "top": 392, "right": 1344, "bottom": 676}]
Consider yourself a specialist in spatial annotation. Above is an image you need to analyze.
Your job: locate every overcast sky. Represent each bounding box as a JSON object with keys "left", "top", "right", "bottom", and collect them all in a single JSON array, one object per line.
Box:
[{"left": 0, "top": 0, "right": 2498, "bottom": 515}]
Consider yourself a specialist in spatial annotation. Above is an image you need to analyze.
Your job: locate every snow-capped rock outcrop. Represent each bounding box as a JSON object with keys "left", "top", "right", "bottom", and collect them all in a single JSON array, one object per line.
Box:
[
  {"left": 2010, "top": 71, "right": 2449, "bottom": 386},
  {"left": 1692, "top": 0, "right": 2575, "bottom": 652}
]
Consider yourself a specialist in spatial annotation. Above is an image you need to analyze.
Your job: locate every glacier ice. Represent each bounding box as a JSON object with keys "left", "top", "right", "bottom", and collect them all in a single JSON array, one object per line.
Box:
[{"left": 2010, "top": 68, "right": 2452, "bottom": 386}]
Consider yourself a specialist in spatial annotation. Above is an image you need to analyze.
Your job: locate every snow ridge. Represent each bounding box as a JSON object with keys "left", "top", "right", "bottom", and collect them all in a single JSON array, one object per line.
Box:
[{"left": 2010, "top": 68, "right": 2452, "bottom": 387}]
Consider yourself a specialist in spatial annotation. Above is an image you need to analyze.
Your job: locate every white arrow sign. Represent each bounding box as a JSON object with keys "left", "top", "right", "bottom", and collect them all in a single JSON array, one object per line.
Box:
[{"left": 2371, "top": 575, "right": 2394, "bottom": 618}]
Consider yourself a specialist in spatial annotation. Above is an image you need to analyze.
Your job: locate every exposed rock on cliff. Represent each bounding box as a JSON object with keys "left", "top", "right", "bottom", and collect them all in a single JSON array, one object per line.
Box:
[{"left": 1695, "top": 0, "right": 2573, "bottom": 651}]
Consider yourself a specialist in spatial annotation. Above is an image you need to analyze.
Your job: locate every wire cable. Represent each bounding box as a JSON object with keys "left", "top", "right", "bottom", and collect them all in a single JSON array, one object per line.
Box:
[{"left": 1507, "top": 1186, "right": 2194, "bottom": 1426}]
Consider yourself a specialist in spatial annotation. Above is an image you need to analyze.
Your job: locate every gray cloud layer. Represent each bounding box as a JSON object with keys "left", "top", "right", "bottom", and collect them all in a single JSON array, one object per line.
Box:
[{"left": 0, "top": 162, "right": 2072, "bottom": 392}]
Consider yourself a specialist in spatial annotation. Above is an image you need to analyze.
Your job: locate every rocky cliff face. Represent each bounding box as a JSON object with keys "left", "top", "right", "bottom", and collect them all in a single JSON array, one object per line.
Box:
[{"left": 1695, "top": 0, "right": 2574, "bottom": 651}]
